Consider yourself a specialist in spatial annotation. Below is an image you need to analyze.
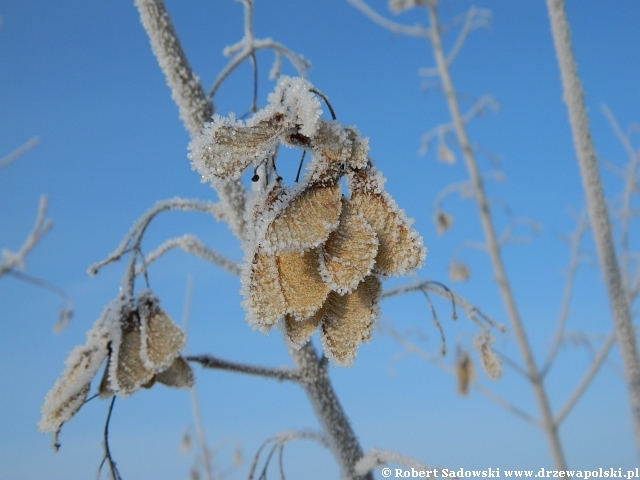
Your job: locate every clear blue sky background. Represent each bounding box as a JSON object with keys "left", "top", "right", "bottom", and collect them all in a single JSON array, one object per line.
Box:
[{"left": 1, "top": 1, "right": 639, "bottom": 479}]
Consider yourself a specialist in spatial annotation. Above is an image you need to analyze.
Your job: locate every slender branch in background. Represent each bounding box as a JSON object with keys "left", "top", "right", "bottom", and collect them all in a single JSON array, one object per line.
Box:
[
  {"left": 180, "top": 276, "right": 214, "bottom": 480},
  {"left": 187, "top": 355, "right": 301, "bottom": 384},
  {"left": 382, "top": 322, "right": 539, "bottom": 426},
  {"left": 248, "top": 430, "right": 330, "bottom": 480},
  {"left": 601, "top": 105, "right": 640, "bottom": 292},
  {"left": 547, "top": 0, "right": 640, "bottom": 457},
  {"left": 0, "top": 136, "right": 39, "bottom": 171},
  {"left": 87, "top": 198, "right": 223, "bottom": 276},
  {"left": 542, "top": 213, "right": 589, "bottom": 376},
  {"left": 135, "top": 234, "right": 241, "bottom": 277},
  {"left": 425, "top": 2, "right": 566, "bottom": 468},
  {"left": 555, "top": 330, "right": 617, "bottom": 425},
  {"left": 135, "top": 0, "right": 247, "bottom": 242},
  {"left": 346, "top": 0, "right": 431, "bottom": 38},
  {"left": 0, "top": 196, "right": 52, "bottom": 277}
]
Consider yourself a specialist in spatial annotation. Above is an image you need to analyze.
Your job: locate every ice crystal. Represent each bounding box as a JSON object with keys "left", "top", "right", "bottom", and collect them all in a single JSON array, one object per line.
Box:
[
  {"left": 473, "top": 330, "right": 502, "bottom": 381},
  {"left": 39, "top": 291, "right": 192, "bottom": 448}
]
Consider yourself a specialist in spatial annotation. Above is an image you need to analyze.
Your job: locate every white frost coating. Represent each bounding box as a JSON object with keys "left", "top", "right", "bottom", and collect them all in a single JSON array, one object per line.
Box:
[
  {"left": 473, "top": 329, "right": 502, "bottom": 381},
  {"left": 355, "top": 448, "right": 431, "bottom": 476},
  {"left": 38, "top": 302, "right": 116, "bottom": 437},
  {"left": 267, "top": 76, "right": 322, "bottom": 138}
]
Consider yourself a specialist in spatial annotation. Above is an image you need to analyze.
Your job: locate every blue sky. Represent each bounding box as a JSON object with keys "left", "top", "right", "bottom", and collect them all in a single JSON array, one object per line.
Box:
[{"left": 1, "top": 1, "right": 639, "bottom": 478}]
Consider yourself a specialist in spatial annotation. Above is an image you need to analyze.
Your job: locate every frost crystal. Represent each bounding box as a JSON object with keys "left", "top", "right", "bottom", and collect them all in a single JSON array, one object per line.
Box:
[
  {"left": 40, "top": 292, "right": 193, "bottom": 448},
  {"left": 473, "top": 330, "right": 502, "bottom": 380},
  {"left": 217, "top": 79, "right": 427, "bottom": 365}
]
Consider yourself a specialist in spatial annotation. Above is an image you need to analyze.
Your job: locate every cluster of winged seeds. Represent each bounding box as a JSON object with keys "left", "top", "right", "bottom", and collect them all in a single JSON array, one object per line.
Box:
[
  {"left": 189, "top": 77, "right": 426, "bottom": 366},
  {"left": 39, "top": 291, "right": 192, "bottom": 447}
]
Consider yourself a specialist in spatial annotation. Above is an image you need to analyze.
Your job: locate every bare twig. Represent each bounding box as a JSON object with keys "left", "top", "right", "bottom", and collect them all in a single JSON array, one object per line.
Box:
[
  {"left": 187, "top": 355, "right": 301, "bottom": 383},
  {"left": 547, "top": 0, "right": 640, "bottom": 455},
  {"left": 0, "top": 136, "right": 39, "bottom": 171},
  {"left": 542, "top": 213, "right": 589, "bottom": 376},
  {"left": 98, "top": 396, "right": 122, "bottom": 480},
  {"left": 135, "top": 234, "right": 241, "bottom": 277},
  {"left": 555, "top": 330, "right": 617, "bottom": 425},
  {"left": 346, "top": 0, "right": 431, "bottom": 38}
]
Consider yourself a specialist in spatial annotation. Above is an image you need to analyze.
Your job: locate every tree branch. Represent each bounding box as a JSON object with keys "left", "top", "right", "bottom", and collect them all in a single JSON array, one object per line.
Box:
[{"left": 187, "top": 354, "right": 301, "bottom": 383}]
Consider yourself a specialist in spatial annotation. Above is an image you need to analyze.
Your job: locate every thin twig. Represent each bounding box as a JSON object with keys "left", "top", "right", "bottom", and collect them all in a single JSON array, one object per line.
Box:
[
  {"left": 134, "top": 234, "right": 241, "bottom": 277},
  {"left": 187, "top": 355, "right": 301, "bottom": 383},
  {"left": 0, "top": 136, "right": 39, "bottom": 170},
  {"left": 346, "top": 0, "right": 431, "bottom": 38},
  {"left": 98, "top": 396, "right": 122, "bottom": 480}
]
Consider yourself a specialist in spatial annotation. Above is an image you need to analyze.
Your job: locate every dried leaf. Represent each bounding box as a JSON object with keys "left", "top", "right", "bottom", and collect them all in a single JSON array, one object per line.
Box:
[
  {"left": 320, "top": 276, "right": 381, "bottom": 366},
  {"left": 437, "top": 143, "right": 456, "bottom": 164},
  {"left": 449, "top": 261, "right": 470, "bottom": 282},
  {"left": 156, "top": 356, "right": 194, "bottom": 389},
  {"left": 188, "top": 112, "right": 290, "bottom": 187},
  {"left": 39, "top": 324, "right": 109, "bottom": 438},
  {"left": 473, "top": 330, "right": 502, "bottom": 381},
  {"left": 278, "top": 249, "right": 329, "bottom": 320},
  {"left": 435, "top": 210, "right": 453, "bottom": 235},
  {"left": 284, "top": 308, "right": 325, "bottom": 349},
  {"left": 348, "top": 166, "right": 425, "bottom": 276},
  {"left": 138, "top": 294, "right": 186, "bottom": 372},
  {"left": 111, "top": 323, "right": 155, "bottom": 396},
  {"left": 456, "top": 350, "right": 475, "bottom": 396},
  {"left": 243, "top": 248, "right": 287, "bottom": 331},
  {"left": 265, "top": 184, "right": 342, "bottom": 253},
  {"left": 320, "top": 198, "right": 378, "bottom": 294}
]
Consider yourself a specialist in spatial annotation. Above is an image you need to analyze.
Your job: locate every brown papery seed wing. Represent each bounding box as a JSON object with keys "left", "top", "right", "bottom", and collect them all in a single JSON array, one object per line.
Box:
[
  {"left": 320, "top": 276, "right": 381, "bottom": 367},
  {"left": 284, "top": 307, "right": 325, "bottom": 349},
  {"left": 246, "top": 248, "right": 287, "bottom": 330},
  {"left": 351, "top": 193, "right": 423, "bottom": 276},
  {"left": 156, "top": 357, "right": 195, "bottom": 389},
  {"left": 140, "top": 309, "right": 185, "bottom": 372},
  {"left": 114, "top": 325, "right": 155, "bottom": 395},
  {"left": 266, "top": 184, "right": 341, "bottom": 253},
  {"left": 321, "top": 198, "right": 378, "bottom": 294},
  {"left": 196, "top": 113, "right": 288, "bottom": 183},
  {"left": 278, "top": 249, "right": 329, "bottom": 320}
]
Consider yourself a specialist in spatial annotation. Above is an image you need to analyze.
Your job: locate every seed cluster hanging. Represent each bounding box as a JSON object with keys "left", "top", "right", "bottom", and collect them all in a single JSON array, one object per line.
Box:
[
  {"left": 39, "top": 291, "right": 193, "bottom": 446},
  {"left": 189, "top": 77, "right": 426, "bottom": 366}
]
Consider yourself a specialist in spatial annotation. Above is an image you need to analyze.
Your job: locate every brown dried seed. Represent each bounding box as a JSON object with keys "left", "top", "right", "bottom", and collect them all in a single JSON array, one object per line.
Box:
[
  {"left": 140, "top": 307, "right": 185, "bottom": 372},
  {"left": 351, "top": 192, "right": 423, "bottom": 276},
  {"left": 156, "top": 357, "right": 194, "bottom": 389},
  {"left": 320, "top": 198, "right": 378, "bottom": 294},
  {"left": 266, "top": 184, "right": 342, "bottom": 253},
  {"left": 320, "top": 276, "right": 381, "bottom": 367},
  {"left": 456, "top": 350, "right": 475, "bottom": 397},
  {"left": 284, "top": 308, "right": 325, "bottom": 349},
  {"left": 192, "top": 113, "right": 289, "bottom": 183},
  {"left": 278, "top": 249, "right": 329, "bottom": 320},
  {"left": 245, "top": 248, "right": 287, "bottom": 331},
  {"left": 113, "top": 324, "right": 155, "bottom": 395}
]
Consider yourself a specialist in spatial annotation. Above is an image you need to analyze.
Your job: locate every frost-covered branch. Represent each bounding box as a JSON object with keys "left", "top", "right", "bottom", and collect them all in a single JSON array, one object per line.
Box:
[
  {"left": 425, "top": 1, "right": 566, "bottom": 467},
  {"left": 208, "top": 0, "right": 310, "bottom": 100},
  {"left": 134, "top": 234, "right": 241, "bottom": 277},
  {"left": 135, "top": 0, "right": 248, "bottom": 242},
  {"left": 187, "top": 355, "right": 301, "bottom": 383},
  {"left": 355, "top": 449, "right": 431, "bottom": 476},
  {"left": 542, "top": 212, "right": 589, "bottom": 376},
  {"left": 0, "top": 136, "right": 39, "bottom": 171},
  {"left": 555, "top": 330, "right": 617, "bottom": 425},
  {"left": 88, "top": 198, "right": 223, "bottom": 277},
  {"left": 346, "top": 0, "right": 431, "bottom": 38},
  {"left": 382, "top": 322, "right": 538, "bottom": 425},
  {"left": 382, "top": 279, "right": 506, "bottom": 333},
  {"left": 602, "top": 105, "right": 640, "bottom": 292},
  {"left": 420, "top": 95, "right": 498, "bottom": 156},
  {"left": 547, "top": 0, "right": 640, "bottom": 456},
  {"left": 0, "top": 196, "right": 51, "bottom": 277},
  {"left": 248, "top": 429, "right": 330, "bottom": 480}
]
